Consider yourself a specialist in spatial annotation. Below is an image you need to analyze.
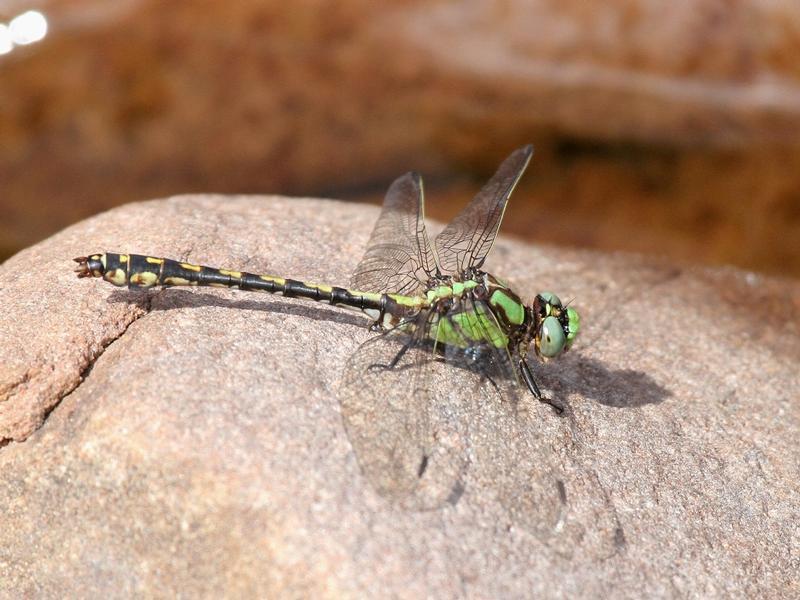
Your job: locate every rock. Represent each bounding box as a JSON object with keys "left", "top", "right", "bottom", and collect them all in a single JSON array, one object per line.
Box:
[{"left": 0, "top": 195, "right": 798, "bottom": 597}]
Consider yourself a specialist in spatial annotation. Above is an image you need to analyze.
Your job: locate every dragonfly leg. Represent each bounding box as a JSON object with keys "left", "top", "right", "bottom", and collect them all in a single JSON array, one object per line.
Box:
[
  {"left": 519, "top": 359, "right": 564, "bottom": 415},
  {"left": 367, "top": 339, "right": 412, "bottom": 372},
  {"left": 387, "top": 341, "right": 411, "bottom": 369},
  {"left": 484, "top": 374, "right": 501, "bottom": 393}
]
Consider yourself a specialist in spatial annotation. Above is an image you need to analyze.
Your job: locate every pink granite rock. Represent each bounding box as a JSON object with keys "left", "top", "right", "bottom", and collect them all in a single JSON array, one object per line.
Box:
[{"left": 0, "top": 196, "right": 798, "bottom": 596}]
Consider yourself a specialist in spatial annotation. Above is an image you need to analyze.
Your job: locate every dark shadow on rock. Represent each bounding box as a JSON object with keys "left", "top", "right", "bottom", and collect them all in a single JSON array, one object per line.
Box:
[
  {"left": 106, "top": 289, "right": 367, "bottom": 329},
  {"left": 531, "top": 353, "right": 672, "bottom": 409}
]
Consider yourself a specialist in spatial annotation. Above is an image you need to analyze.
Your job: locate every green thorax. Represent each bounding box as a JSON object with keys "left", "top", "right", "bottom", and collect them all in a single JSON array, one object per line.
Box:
[{"left": 392, "top": 272, "right": 529, "bottom": 350}]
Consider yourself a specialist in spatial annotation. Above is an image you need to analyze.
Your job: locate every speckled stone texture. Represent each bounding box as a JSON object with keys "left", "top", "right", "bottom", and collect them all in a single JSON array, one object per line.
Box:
[{"left": 0, "top": 196, "right": 798, "bottom": 597}]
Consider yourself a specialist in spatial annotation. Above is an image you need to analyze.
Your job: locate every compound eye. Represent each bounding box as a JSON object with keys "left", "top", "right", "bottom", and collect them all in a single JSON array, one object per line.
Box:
[
  {"left": 539, "top": 315, "right": 566, "bottom": 358},
  {"left": 565, "top": 307, "right": 581, "bottom": 348},
  {"left": 538, "top": 292, "right": 562, "bottom": 312}
]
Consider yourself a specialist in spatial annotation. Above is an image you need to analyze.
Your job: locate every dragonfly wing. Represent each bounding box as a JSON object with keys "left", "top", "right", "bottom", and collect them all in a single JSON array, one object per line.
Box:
[
  {"left": 434, "top": 145, "right": 533, "bottom": 275},
  {"left": 350, "top": 172, "right": 439, "bottom": 295},
  {"left": 444, "top": 297, "right": 583, "bottom": 543},
  {"left": 438, "top": 296, "right": 522, "bottom": 405},
  {"left": 452, "top": 299, "right": 628, "bottom": 554},
  {"left": 339, "top": 310, "right": 469, "bottom": 510}
]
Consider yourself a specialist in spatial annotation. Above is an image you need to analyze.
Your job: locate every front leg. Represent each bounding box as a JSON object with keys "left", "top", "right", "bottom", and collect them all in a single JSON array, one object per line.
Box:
[{"left": 519, "top": 359, "right": 564, "bottom": 415}]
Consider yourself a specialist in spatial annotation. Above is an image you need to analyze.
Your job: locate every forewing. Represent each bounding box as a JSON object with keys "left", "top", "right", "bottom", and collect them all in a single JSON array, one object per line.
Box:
[
  {"left": 338, "top": 311, "right": 469, "bottom": 510},
  {"left": 350, "top": 172, "right": 439, "bottom": 295},
  {"left": 435, "top": 145, "right": 533, "bottom": 275}
]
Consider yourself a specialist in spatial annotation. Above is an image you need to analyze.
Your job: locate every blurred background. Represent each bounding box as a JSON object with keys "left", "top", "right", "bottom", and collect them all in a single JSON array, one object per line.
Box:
[{"left": 1, "top": 0, "right": 799, "bottom": 278}]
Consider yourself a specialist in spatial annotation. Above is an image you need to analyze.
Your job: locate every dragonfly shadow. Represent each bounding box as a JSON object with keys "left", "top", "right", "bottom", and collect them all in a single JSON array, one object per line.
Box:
[
  {"left": 533, "top": 354, "right": 672, "bottom": 409},
  {"left": 105, "top": 289, "right": 367, "bottom": 329}
]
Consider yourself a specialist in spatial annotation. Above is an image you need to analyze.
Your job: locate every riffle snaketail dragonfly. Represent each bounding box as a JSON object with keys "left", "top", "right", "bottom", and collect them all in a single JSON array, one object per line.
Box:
[{"left": 74, "top": 145, "right": 580, "bottom": 507}]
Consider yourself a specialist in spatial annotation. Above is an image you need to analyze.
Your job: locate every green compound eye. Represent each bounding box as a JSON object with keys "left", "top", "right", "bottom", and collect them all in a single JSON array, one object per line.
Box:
[
  {"left": 539, "top": 292, "right": 562, "bottom": 309},
  {"left": 565, "top": 307, "right": 581, "bottom": 348},
  {"left": 539, "top": 315, "right": 566, "bottom": 358}
]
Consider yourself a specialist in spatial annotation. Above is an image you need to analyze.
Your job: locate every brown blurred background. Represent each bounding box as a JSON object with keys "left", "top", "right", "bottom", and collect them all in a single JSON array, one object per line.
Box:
[{"left": 1, "top": 0, "right": 799, "bottom": 278}]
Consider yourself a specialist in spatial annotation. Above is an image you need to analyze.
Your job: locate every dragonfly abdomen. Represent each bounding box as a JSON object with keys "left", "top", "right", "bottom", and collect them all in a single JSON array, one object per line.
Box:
[{"left": 74, "top": 252, "right": 390, "bottom": 316}]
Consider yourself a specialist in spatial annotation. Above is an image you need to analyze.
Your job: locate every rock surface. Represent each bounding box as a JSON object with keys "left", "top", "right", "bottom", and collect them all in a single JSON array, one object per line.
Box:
[{"left": 0, "top": 195, "right": 798, "bottom": 597}]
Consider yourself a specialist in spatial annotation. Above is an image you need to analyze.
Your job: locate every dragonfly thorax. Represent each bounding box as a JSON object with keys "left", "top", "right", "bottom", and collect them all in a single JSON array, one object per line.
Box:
[
  {"left": 415, "top": 271, "right": 530, "bottom": 350},
  {"left": 423, "top": 277, "right": 480, "bottom": 305}
]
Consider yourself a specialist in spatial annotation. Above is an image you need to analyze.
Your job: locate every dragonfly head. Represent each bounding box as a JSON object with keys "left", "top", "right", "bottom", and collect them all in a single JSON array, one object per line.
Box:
[{"left": 529, "top": 292, "right": 580, "bottom": 359}]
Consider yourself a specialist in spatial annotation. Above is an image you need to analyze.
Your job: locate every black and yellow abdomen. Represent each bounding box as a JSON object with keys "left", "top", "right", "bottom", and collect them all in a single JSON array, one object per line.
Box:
[
  {"left": 93, "top": 252, "right": 286, "bottom": 292},
  {"left": 73, "top": 252, "right": 401, "bottom": 318}
]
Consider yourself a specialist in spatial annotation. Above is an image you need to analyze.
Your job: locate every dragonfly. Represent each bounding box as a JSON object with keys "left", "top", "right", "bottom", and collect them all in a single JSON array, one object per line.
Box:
[{"left": 74, "top": 145, "right": 581, "bottom": 508}]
